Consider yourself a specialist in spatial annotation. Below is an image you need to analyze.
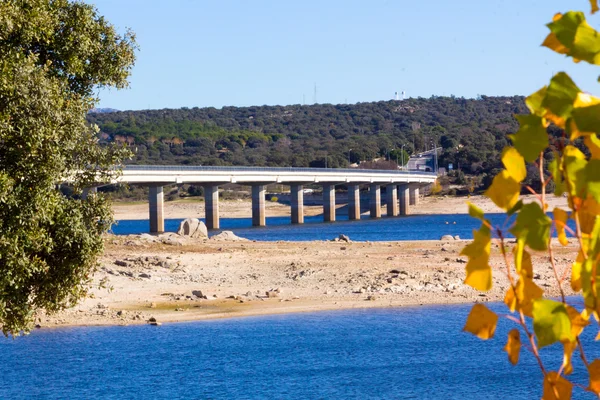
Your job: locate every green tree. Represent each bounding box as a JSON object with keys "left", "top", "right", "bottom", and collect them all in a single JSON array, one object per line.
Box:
[
  {"left": 462, "top": 2, "right": 600, "bottom": 398},
  {"left": 0, "top": 0, "right": 136, "bottom": 336}
]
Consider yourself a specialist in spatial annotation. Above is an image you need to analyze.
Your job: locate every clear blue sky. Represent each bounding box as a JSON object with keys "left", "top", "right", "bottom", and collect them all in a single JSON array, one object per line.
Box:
[{"left": 91, "top": 0, "right": 600, "bottom": 111}]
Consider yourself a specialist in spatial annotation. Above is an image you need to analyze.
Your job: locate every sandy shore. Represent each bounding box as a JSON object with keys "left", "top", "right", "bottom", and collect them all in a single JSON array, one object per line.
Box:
[
  {"left": 112, "top": 194, "right": 568, "bottom": 221},
  {"left": 39, "top": 234, "right": 575, "bottom": 329},
  {"left": 34, "top": 194, "right": 572, "bottom": 329}
]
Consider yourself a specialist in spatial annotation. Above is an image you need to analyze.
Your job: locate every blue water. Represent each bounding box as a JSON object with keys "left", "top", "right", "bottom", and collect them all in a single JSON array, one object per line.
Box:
[
  {"left": 0, "top": 303, "right": 595, "bottom": 399},
  {"left": 111, "top": 213, "right": 574, "bottom": 242}
]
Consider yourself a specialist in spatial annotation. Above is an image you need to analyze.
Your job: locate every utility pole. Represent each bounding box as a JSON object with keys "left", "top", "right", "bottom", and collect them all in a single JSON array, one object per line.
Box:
[{"left": 401, "top": 144, "right": 405, "bottom": 170}]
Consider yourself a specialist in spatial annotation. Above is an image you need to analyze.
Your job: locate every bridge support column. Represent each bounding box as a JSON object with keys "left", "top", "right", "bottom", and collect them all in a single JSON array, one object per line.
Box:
[
  {"left": 290, "top": 184, "right": 304, "bottom": 224},
  {"left": 149, "top": 185, "right": 164, "bottom": 233},
  {"left": 409, "top": 185, "right": 420, "bottom": 206},
  {"left": 370, "top": 184, "right": 381, "bottom": 218},
  {"left": 252, "top": 185, "right": 266, "bottom": 227},
  {"left": 82, "top": 187, "right": 97, "bottom": 200},
  {"left": 348, "top": 184, "right": 361, "bottom": 220},
  {"left": 386, "top": 185, "right": 399, "bottom": 217},
  {"left": 399, "top": 184, "right": 410, "bottom": 216},
  {"left": 204, "top": 185, "right": 220, "bottom": 230},
  {"left": 323, "top": 184, "right": 336, "bottom": 222}
]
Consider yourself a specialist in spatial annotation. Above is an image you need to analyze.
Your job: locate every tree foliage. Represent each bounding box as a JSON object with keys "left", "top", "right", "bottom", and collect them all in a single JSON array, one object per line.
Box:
[
  {"left": 0, "top": 0, "right": 136, "bottom": 336},
  {"left": 87, "top": 95, "right": 531, "bottom": 176},
  {"left": 462, "top": 2, "right": 600, "bottom": 398}
]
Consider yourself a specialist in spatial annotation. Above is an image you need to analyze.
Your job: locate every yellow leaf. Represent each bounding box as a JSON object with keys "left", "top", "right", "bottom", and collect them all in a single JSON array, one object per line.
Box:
[
  {"left": 514, "top": 236, "right": 533, "bottom": 279},
  {"left": 502, "top": 147, "right": 526, "bottom": 182},
  {"left": 526, "top": 86, "right": 548, "bottom": 116},
  {"left": 574, "top": 92, "right": 600, "bottom": 108},
  {"left": 571, "top": 253, "right": 583, "bottom": 292},
  {"left": 463, "top": 303, "right": 498, "bottom": 340},
  {"left": 562, "top": 341, "right": 576, "bottom": 375},
  {"left": 504, "top": 277, "right": 543, "bottom": 317},
  {"left": 589, "top": 359, "right": 600, "bottom": 394},
  {"left": 504, "top": 328, "right": 521, "bottom": 365},
  {"left": 485, "top": 170, "right": 520, "bottom": 210},
  {"left": 461, "top": 226, "right": 492, "bottom": 291},
  {"left": 591, "top": 0, "right": 600, "bottom": 14},
  {"left": 584, "top": 134, "right": 600, "bottom": 159},
  {"left": 566, "top": 305, "right": 590, "bottom": 338},
  {"left": 563, "top": 145, "right": 588, "bottom": 199},
  {"left": 543, "top": 371, "right": 572, "bottom": 400},
  {"left": 519, "top": 277, "right": 544, "bottom": 317},
  {"left": 554, "top": 208, "right": 570, "bottom": 246},
  {"left": 542, "top": 32, "right": 569, "bottom": 56}
]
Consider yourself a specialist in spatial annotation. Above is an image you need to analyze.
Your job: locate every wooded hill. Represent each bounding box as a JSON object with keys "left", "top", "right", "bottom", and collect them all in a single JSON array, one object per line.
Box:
[{"left": 88, "top": 96, "right": 535, "bottom": 179}]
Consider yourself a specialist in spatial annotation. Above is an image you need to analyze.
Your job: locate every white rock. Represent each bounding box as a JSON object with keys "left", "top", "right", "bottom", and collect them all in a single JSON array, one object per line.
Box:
[{"left": 176, "top": 218, "right": 208, "bottom": 238}]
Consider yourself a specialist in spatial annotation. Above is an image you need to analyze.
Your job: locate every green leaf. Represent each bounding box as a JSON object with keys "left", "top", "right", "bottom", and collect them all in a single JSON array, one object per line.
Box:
[
  {"left": 507, "top": 199, "right": 524, "bottom": 216},
  {"left": 563, "top": 145, "right": 588, "bottom": 198},
  {"left": 468, "top": 202, "right": 485, "bottom": 221},
  {"left": 510, "top": 202, "right": 552, "bottom": 251},
  {"left": 586, "top": 159, "right": 600, "bottom": 201},
  {"left": 540, "top": 72, "right": 580, "bottom": 126},
  {"left": 532, "top": 299, "right": 574, "bottom": 348},
  {"left": 548, "top": 157, "right": 565, "bottom": 196},
  {"left": 509, "top": 115, "right": 549, "bottom": 162},
  {"left": 572, "top": 103, "right": 600, "bottom": 135},
  {"left": 543, "top": 11, "right": 600, "bottom": 65},
  {"left": 485, "top": 170, "right": 520, "bottom": 210}
]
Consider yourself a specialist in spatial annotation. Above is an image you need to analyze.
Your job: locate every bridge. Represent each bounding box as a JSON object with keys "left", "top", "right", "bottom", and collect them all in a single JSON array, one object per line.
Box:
[{"left": 86, "top": 166, "right": 437, "bottom": 233}]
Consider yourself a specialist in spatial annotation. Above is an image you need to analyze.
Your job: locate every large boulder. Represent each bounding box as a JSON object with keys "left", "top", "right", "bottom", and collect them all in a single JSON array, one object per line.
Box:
[
  {"left": 440, "top": 235, "right": 455, "bottom": 241},
  {"left": 177, "top": 218, "right": 208, "bottom": 238},
  {"left": 210, "top": 231, "right": 248, "bottom": 242}
]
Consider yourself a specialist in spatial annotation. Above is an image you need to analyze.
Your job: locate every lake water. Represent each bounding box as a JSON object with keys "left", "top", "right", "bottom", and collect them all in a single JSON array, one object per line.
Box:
[
  {"left": 112, "top": 212, "right": 574, "bottom": 242},
  {"left": 1, "top": 303, "right": 595, "bottom": 399}
]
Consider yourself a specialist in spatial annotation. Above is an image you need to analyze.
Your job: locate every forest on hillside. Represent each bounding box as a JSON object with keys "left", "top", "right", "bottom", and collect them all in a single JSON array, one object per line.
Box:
[{"left": 88, "top": 96, "right": 562, "bottom": 191}]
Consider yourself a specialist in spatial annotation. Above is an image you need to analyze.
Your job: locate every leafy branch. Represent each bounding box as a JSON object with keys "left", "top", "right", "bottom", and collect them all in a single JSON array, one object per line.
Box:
[{"left": 461, "top": 2, "right": 600, "bottom": 398}]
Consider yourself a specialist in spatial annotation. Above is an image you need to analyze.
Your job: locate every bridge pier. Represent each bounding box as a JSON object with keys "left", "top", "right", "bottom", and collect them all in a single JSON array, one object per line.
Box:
[
  {"left": 399, "top": 184, "right": 410, "bottom": 216},
  {"left": 323, "top": 184, "right": 336, "bottom": 222},
  {"left": 370, "top": 184, "right": 381, "bottom": 218},
  {"left": 409, "top": 185, "right": 420, "bottom": 206},
  {"left": 290, "top": 184, "right": 304, "bottom": 224},
  {"left": 149, "top": 185, "right": 164, "bottom": 233},
  {"left": 386, "top": 185, "right": 399, "bottom": 217},
  {"left": 252, "top": 185, "right": 266, "bottom": 226},
  {"left": 348, "top": 184, "right": 361, "bottom": 220},
  {"left": 204, "top": 185, "right": 220, "bottom": 230}
]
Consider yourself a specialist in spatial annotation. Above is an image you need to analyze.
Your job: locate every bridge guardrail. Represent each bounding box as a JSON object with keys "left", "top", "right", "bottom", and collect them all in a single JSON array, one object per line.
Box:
[{"left": 121, "top": 165, "right": 437, "bottom": 176}]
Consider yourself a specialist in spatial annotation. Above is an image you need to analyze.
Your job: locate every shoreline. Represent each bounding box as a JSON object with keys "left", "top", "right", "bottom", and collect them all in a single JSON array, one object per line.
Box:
[
  {"left": 111, "top": 194, "right": 568, "bottom": 221},
  {"left": 39, "top": 234, "right": 575, "bottom": 330}
]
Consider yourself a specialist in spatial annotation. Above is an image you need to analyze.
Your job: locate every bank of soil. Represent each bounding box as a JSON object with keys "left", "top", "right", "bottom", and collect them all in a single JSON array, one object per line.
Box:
[{"left": 39, "top": 235, "right": 575, "bottom": 328}]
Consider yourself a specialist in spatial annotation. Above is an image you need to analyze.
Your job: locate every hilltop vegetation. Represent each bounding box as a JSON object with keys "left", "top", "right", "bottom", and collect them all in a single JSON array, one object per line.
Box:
[{"left": 88, "top": 96, "right": 560, "bottom": 188}]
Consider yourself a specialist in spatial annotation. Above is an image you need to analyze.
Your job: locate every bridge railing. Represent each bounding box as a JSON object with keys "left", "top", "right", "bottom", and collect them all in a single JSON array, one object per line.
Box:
[{"left": 122, "top": 165, "right": 437, "bottom": 176}]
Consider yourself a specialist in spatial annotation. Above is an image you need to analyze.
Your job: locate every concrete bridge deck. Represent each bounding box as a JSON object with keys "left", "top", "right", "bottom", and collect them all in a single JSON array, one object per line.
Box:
[{"left": 87, "top": 166, "right": 437, "bottom": 233}]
